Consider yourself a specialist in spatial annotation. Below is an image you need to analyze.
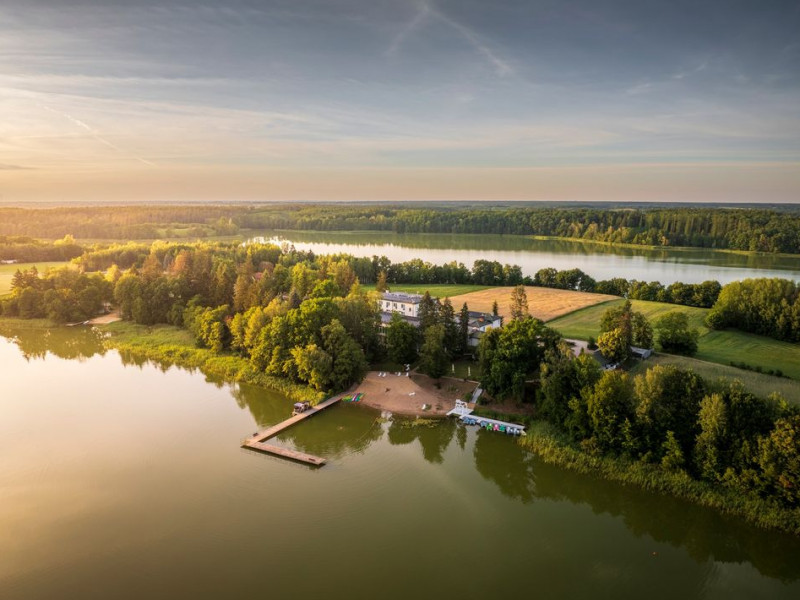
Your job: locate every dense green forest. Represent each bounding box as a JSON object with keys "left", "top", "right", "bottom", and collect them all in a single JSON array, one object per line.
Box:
[
  {"left": 2, "top": 204, "right": 799, "bottom": 253},
  {"left": 0, "top": 235, "right": 84, "bottom": 262},
  {"left": 527, "top": 340, "right": 800, "bottom": 527},
  {"left": 707, "top": 279, "right": 800, "bottom": 342}
]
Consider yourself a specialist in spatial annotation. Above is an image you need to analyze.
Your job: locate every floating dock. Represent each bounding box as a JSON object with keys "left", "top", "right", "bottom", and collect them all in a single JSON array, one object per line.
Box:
[
  {"left": 446, "top": 399, "right": 526, "bottom": 435},
  {"left": 242, "top": 395, "right": 342, "bottom": 465}
]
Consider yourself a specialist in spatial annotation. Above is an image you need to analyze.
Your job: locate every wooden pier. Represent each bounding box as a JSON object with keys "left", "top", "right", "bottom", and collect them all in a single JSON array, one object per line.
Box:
[{"left": 242, "top": 396, "right": 342, "bottom": 465}]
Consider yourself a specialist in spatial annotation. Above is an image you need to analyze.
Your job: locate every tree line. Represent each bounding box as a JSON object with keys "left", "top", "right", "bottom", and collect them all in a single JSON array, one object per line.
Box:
[
  {"left": 706, "top": 278, "right": 800, "bottom": 342},
  {"left": 72, "top": 241, "right": 721, "bottom": 309},
  {"left": 238, "top": 205, "right": 800, "bottom": 253},
  {"left": 2, "top": 204, "right": 799, "bottom": 253},
  {"left": 0, "top": 235, "right": 84, "bottom": 262},
  {"left": 0, "top": 266, "right": 112, "bottom": 322},
  {"left": 0, "top": 206, "right": 242, "bottom": 239}
]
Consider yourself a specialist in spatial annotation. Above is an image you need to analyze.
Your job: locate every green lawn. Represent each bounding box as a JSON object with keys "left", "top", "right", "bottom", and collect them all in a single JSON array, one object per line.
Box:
[
  {"left": 363, "top": 283, "right": 490, "bottom": 297},
  {"left": 696, "top": 330, "right": 800, "bottom": 380},
  {"left": 629, "top": 354, "right": 800, "bottom": 405},
  {"left": 547, "top": 298, "right": 800, "bottom": 381},
  {"left": 0, "top": 261, "right": 69, "bottom": 295}
]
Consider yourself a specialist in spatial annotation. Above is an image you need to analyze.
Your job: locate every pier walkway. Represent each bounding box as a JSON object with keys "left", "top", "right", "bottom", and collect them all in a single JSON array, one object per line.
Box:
[{"left": 242, "top": 396, "right": 341, "bottom": 465}]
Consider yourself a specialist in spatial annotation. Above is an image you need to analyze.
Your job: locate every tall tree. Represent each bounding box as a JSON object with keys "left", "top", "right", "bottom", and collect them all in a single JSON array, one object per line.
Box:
[
  {"left": 458, "top": 302, "right": 470, "bottom": 355},
  {"left": 419, "top": 323, "right": 448, "bottom": 379},
  {"left": 440, "top": 298, "right": 459, "bottom": 357},
  {"left": 509, "top": 285, "right": 529, "bottom": 321},
  {"left": 376, "top": 270, "right": 388, "bottom": 292},
  {"left": 585, "top": 370, "right": 636, "bottom": 452},
  {"left": 386, "top": 312, "right": 418, "bottom": 364},
  {"left": 418, "top": 291, "right": 439, "bottom": 331},
  {"left": 654, "top": 311, "right": 699, "bottom": 355}
]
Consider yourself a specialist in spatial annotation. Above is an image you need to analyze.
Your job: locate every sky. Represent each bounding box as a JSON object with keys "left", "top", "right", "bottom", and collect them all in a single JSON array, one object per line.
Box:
[{"left": 1, "top": 0, "right": 799, "bottom": 203}]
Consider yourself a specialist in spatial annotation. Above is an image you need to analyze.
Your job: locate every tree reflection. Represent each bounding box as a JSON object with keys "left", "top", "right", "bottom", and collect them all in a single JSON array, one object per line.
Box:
[
  {"left": 472, "top": 428, "right": 538, "bottom": 503},
  {"left": 529, "top": 453, "right": 800, "bottom": 582},
  {"left": 387, "top": 417, "right": 456, "bottom": 464},
  {"left": 0, "top": 323, "right": 106, "bottom": 361}
]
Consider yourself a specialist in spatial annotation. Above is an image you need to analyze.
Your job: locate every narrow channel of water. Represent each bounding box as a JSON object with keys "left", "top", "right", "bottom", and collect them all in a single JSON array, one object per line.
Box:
[
  {"left": 1, "top": 325, "right": 799, "bottom": 599},
  {"left": 248, "top": 231, "right": 800, "bottom": 284}
]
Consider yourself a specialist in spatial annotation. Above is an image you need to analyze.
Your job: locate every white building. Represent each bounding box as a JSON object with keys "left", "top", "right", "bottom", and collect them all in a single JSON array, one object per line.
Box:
[{"left": 380, "top": 292, "right": 423, "bottom": 318}]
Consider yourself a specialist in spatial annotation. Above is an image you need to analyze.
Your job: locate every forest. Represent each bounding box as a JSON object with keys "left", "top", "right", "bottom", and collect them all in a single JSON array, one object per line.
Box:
[
  {"left": 529, "top": 343, "right": 800, "bottom": 523},
  {"left": 1, "top": 204, "right": 799, "bottom": 253},
  {"left": 706, "top": 278, "right": 800, "bottom": 342}
]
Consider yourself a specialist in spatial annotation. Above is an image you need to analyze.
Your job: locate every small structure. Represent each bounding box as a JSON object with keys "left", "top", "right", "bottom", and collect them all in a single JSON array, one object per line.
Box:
[
  {"left": 447, "top": 399, "right": 473, "bottom": 418},
  {"left": 630, "top": 346, "right": 654, "bottom": 359}
]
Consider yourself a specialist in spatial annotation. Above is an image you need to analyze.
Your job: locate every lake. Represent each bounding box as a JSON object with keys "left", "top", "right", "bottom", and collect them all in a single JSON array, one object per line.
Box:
[
  {"left": 2, "top": 324, "right": 800, "bottom": 599},
  {"left": 249, "top": 231, "right": 800, "bottom": 285}
]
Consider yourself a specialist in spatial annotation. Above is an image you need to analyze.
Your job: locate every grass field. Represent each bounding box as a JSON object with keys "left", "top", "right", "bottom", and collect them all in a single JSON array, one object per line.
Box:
[
  {"left": 364, "top": 283, "right": 491, "bottom": 297},
  {"left": 547, "top": 299, "right": 709, "bottom": 339},
  {"left": 548, "top": 298, "right": 800, "bottom": 381},
  {"left": 629, "top": 353, "right": 800, "bottom": 404},
  {"left": 450, "top": 286, "right": 618, "bottom": 322},
  {"left": 0, "top": 262, "right": 69, "bottom": 295}
]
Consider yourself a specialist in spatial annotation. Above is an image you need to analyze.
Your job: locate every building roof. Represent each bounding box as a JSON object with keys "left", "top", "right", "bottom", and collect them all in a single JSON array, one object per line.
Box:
[{"left": 382, "top": 292, "right": 423, "bottom": 304}]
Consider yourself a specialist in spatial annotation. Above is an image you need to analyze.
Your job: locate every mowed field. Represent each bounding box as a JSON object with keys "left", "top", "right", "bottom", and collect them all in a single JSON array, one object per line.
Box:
[
  {"left": 629, "top": 354, "right": 800, "bottom": 405},
  {"left": 449, "top": 286, "right": 619, "bottom": 322},
  {"left": 0, "top": 262, "right": 67, "bottom": 296},
  {"left": 548, "top": 299, "right": 710, "bottom": 339},
  {"left": 548, "top": 299, "right": 800, "bottom": 381}
]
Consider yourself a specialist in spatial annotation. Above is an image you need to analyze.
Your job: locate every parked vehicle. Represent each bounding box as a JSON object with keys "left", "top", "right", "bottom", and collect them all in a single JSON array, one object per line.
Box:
[{"left": 292, "top": 401, "right": 312, "bottom": 416}]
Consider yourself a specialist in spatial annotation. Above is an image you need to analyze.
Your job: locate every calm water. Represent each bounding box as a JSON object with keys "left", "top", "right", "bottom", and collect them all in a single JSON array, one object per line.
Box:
[
  {"left": 2, "top": 325, "right": 800, "bottom": 599},
  {"left": 251, "top": 231, "right": 800, "bottom": 284}
]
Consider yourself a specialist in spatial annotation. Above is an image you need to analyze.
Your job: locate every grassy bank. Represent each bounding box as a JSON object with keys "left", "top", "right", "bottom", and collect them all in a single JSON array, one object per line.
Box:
[
  {"left": 100, "top": 321, "right": 323, "bottom": 404},
  {"left": 519, "top": 421, "right": 800, "bottom": 535},
  {"left": 547, "top": 298, "right": 800, "bottom": 380}
]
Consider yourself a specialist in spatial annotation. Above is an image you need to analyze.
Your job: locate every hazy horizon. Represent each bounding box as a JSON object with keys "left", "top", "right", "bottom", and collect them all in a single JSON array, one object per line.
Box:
[{"left": 2, "top": 0, "right": 799, "bottom": 203}]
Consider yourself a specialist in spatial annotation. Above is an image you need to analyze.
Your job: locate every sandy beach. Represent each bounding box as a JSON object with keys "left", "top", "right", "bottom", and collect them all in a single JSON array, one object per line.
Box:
[{"left": 350, "top": 371, "right": 477, "bottom": 416}]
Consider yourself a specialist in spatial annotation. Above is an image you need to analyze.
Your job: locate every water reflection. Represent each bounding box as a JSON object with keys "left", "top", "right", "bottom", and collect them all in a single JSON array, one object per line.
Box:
[
  {"left": 467, "top": 424, "right": 800, "bottom": 582},
  {"left": 252, "top": 231, "right": 800, "bottom": 284},
  {"left": 0, "top": 322, "right": 106, "bottom": 361},
  {"left": 3, "top": 323, "right": 799, "bottom": 591},
  {"left": 472, "top": 428, "right": 538, "bottom": 503},
  {"left": 387, "top": 417, "right": 456, "bottom": 463},
  {"left": 258, "top": 230, "right": 800, "bottom": 270}
]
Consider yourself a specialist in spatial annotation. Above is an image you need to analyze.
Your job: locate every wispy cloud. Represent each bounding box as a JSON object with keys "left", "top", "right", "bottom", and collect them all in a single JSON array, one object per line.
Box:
[
  {"left": 38, "top": 104, "right": 156, "bottom": 167},
  {"left": 388, "top": 1, "right": 513, "bottom": 76},
  {"left": 386, "top": 1, "right": 432, "bottom": 57}
]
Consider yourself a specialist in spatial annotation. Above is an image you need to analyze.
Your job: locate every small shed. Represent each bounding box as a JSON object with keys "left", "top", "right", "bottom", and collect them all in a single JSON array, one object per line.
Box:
[{"left": 630, "top": 346, "right": 654, "bottom": 359}]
